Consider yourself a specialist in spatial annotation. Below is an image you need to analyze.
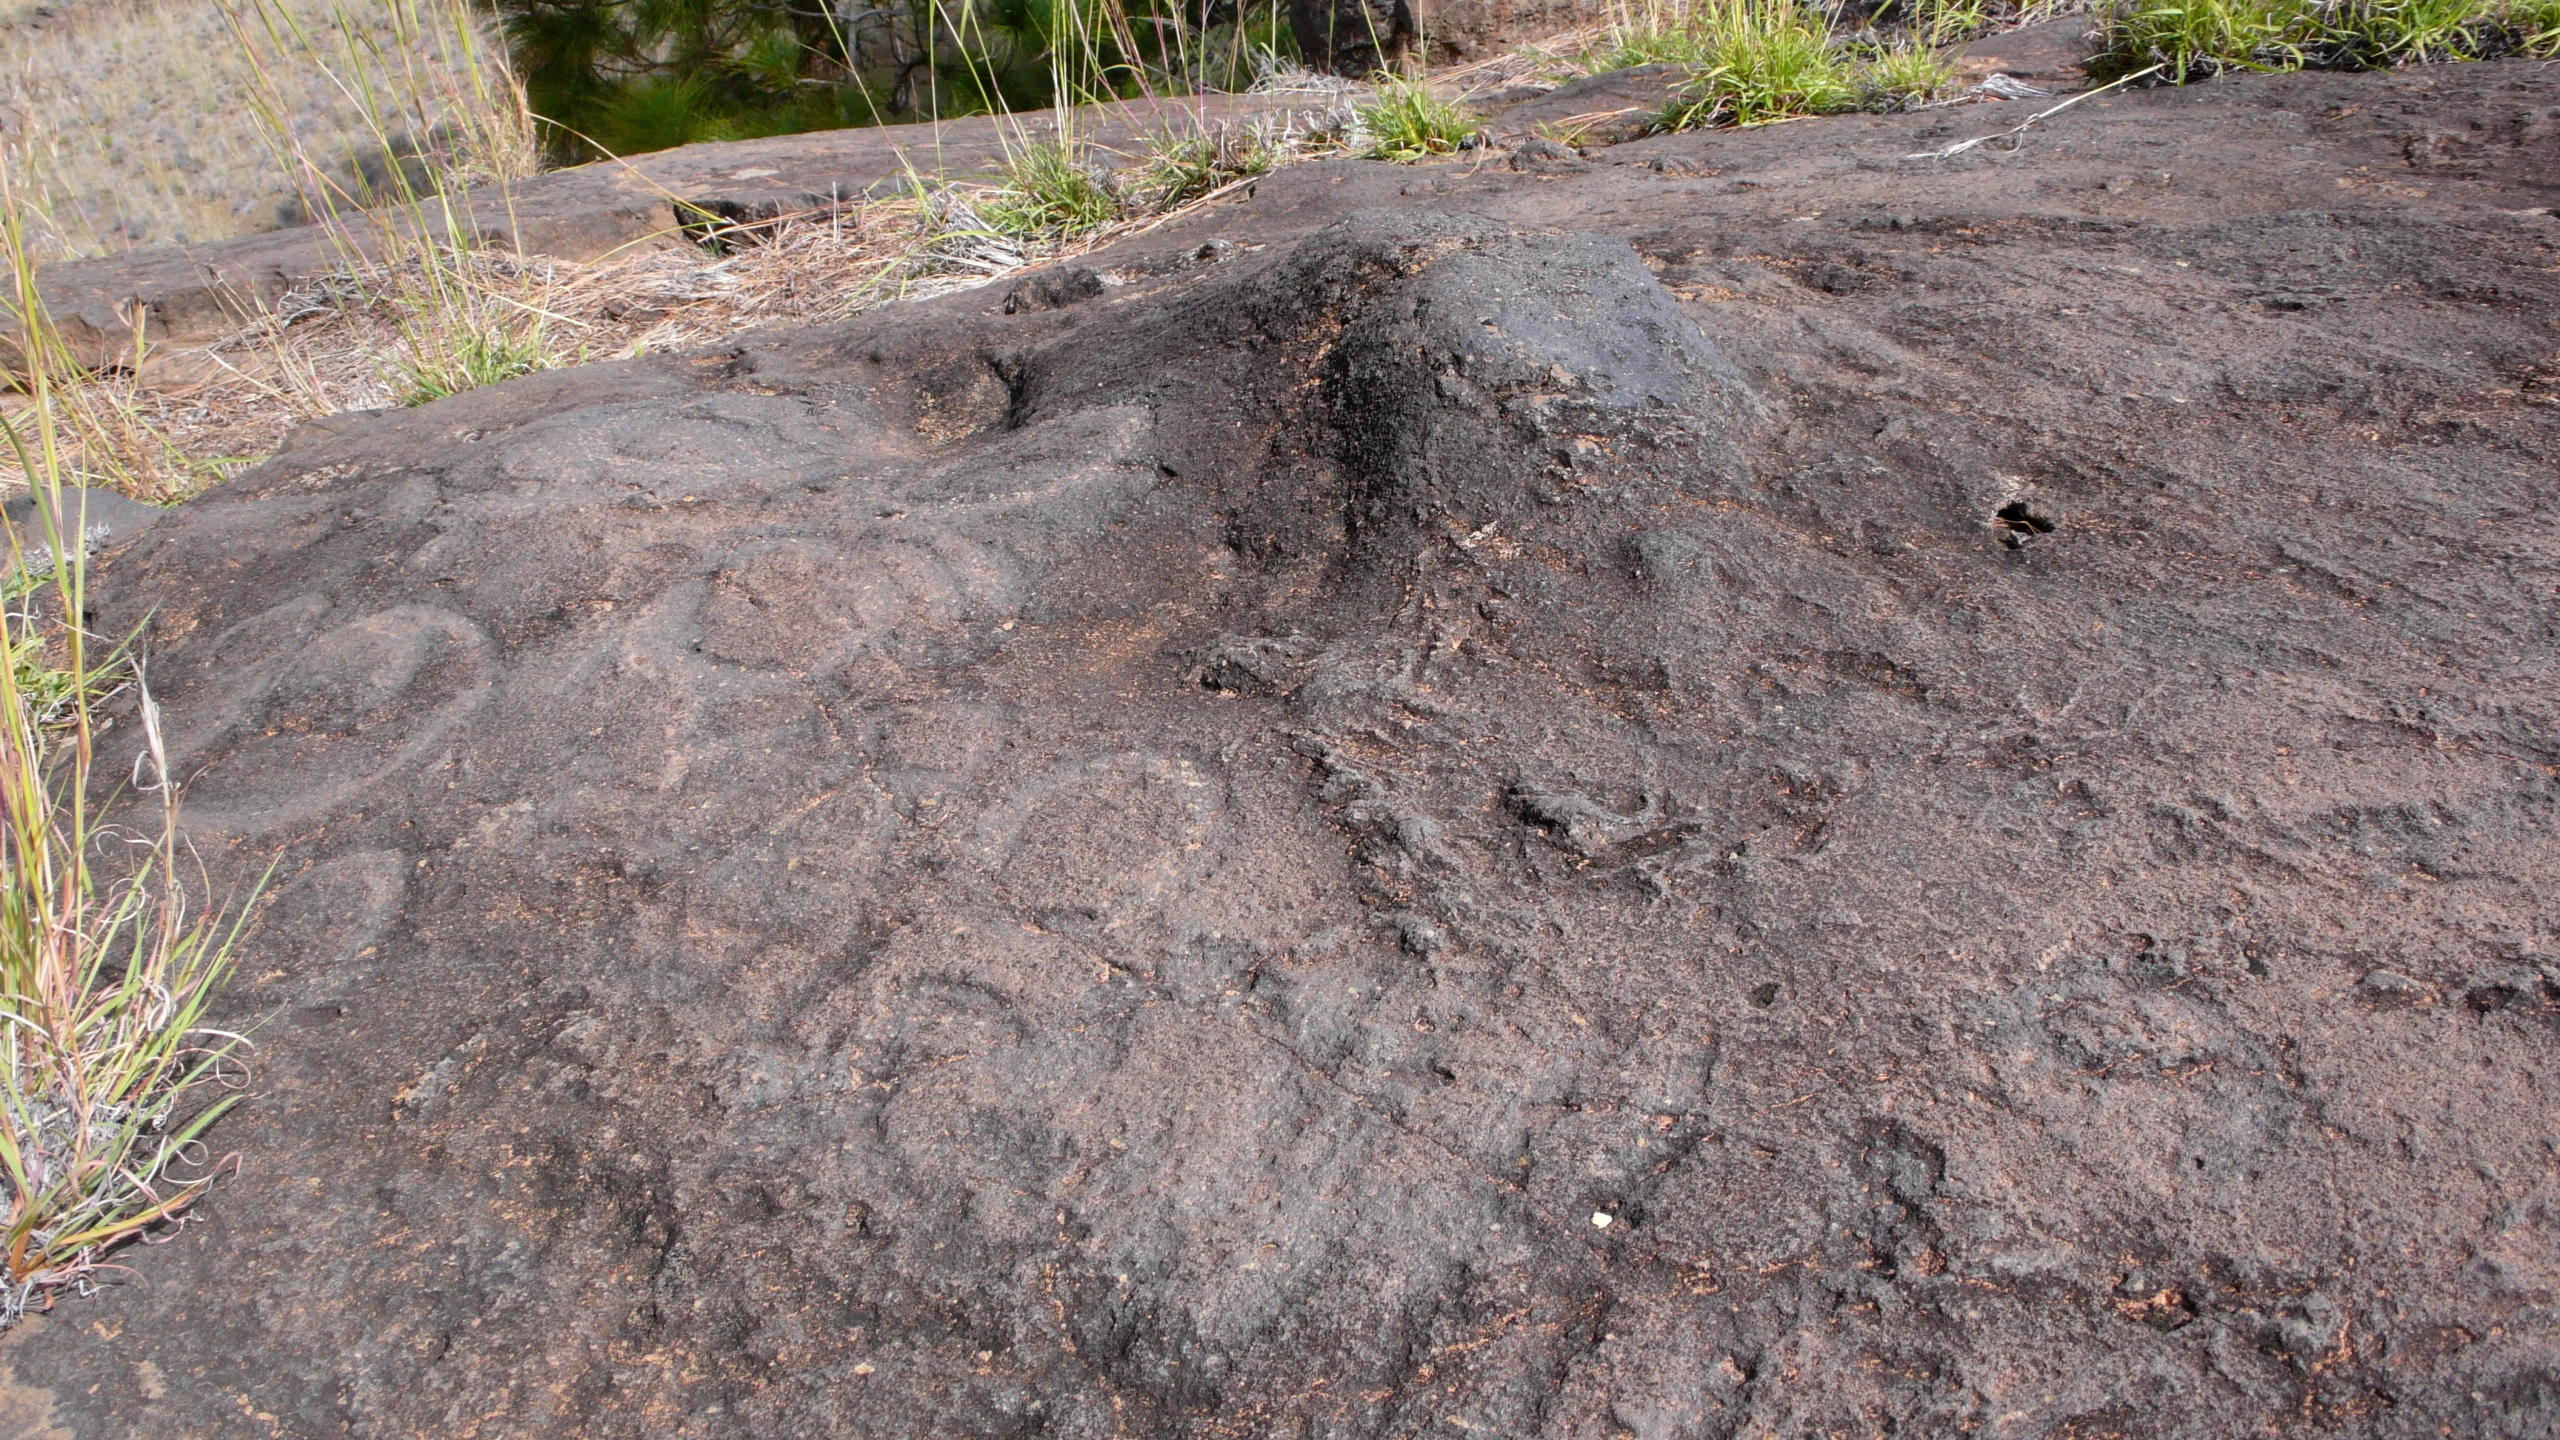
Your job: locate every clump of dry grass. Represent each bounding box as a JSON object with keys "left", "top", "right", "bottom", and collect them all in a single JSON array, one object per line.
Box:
[
  {"left": 0, "top": 0, "right": 526, "bottom": 261},
  {"left": 0, "top": 169, "right": 253, "bottom": 1331}
]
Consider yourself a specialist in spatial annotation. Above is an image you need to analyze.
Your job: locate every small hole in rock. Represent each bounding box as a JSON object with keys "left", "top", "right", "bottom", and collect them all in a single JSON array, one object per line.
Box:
[
  {"left": 1995, "top": 501, "right": 2056, "bottom": 547},
  {"left": 1750, "top": 982, "right": 1780, "bottom": 1007}
]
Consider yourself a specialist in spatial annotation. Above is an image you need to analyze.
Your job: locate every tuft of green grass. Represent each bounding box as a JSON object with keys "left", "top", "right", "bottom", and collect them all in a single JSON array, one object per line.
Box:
[
  {"left": 979, "top": 138, "right": 1124, "bottom": 240},
  {"left": 2521, "top": 0, "right": 2560, "bottom": 49},
  {"left": 1595, "top": 0, "right": 1968, "bottom": 69},
  {"left": 2330, "top": 0, "right": 2494, "bottom": 60},
  {"left": 1858, "top": 38, "right": 1956, "bottom": 108},
  {"left": 1358, "top": 76, "right": 1479, "bottom": 162},
  {"left": 1595, "top": 0, "right": 1730, "bottom": 67},
  {"left": 388, "top": 316, "right": 548, "bottom": 406},
  {"left": 1642, "top": 0, "right": 1955, "bottom": 130},
  {"left": 0, "top": 168, "right": 254, "bottom": 1333},
  {"left": 1905, "top": 0, "right": 1994, "bottom": 45},
  {"left": 1133, "top": 127, "right": 1279, "bottom": 209},
  {"left": 2092, "top": 0, "right": 2554, "bottom": 78},
  {"left": 2096, "top": 0, "right": 2326, "bottom": 76},
  {"left": 1652, "top": 0, "right": 1864, "bottom": 129},
  {"left": 1597, "top": 0, "right": 1987, "bottom": 112}
]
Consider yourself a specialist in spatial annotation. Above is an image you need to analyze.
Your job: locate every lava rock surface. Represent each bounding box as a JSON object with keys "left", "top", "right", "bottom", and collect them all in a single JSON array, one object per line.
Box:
[{"left": 8, "top": 60, "right": 2560, "bottom": 1440}]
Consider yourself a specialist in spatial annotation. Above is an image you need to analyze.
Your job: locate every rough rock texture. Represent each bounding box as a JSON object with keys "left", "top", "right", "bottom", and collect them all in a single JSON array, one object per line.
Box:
[
  {"left": 1294, "top": 0, "right": 1421, "bottom": 75},
  {"left": 10, "top": 61, "right": 2560, "bottom": 1439},
  {"left": 1419, "top": 0, "right": 1607, "bottom": 63},
  {"left": 1295, "top": 0, "right": 1605, "bottom": 71},
  {"left": 1950, "top": 15, "right": 2101, "bottom": 89}
]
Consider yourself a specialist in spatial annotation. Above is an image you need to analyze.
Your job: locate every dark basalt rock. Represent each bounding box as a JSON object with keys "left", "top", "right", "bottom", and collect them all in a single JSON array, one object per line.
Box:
[
  {"left": 1289, "top": 0, "right": 1417, "bottom": 75},
  {"left": 13, "top": 61, "right": 2560, "bottom": 1440}
]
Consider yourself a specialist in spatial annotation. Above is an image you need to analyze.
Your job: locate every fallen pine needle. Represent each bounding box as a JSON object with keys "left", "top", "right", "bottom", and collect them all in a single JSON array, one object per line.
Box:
[{"left": 1903, "top": 64, "right": 2166, "bottom": 160}]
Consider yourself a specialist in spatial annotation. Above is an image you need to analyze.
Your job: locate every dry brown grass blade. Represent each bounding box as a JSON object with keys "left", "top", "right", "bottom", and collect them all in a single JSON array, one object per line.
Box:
[
  {"left": 0, "top": 0, "right": 522, "bottom": 263},
  {"left": 0, "top": 165, "right": 255, "bottom": 1331}
]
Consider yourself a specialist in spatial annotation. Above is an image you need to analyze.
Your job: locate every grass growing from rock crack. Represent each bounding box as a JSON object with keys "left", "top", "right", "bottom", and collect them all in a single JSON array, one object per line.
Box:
[
  {"left": 387, "top": 306, "right": 550, "bottom": 406},
  {"left": 0, "top": 174, "right": 253, "bottom": 1332},
  {"left": 1907, "top": 0, "right": 1997, "bottom": 45},
  {"left": 979, "top": 137, "right": 1125, "bottom": 239},
  {"left": 2529, "top": 0, "right": 2560, "bottom": 47}
]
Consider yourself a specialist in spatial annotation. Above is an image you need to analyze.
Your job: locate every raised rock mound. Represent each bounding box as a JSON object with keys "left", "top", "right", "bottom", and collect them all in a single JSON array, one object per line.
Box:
[{"left": 10, "top": 61, "right": 2560, "bottom": 1439}]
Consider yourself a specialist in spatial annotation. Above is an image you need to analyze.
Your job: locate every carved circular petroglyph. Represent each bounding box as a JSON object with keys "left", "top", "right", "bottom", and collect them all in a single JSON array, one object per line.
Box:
[
  {"left": 967, "top": 752, "right": 1223, "bottom": 930},
  {"left": 168, "top": 604, "right": 496, "bottom": 836},
  {"left": 699, "top": 533, "right": 1019, "bottom": 674},
  {"left": 493, "top": 394, "right": 851, "bottom": 492}
]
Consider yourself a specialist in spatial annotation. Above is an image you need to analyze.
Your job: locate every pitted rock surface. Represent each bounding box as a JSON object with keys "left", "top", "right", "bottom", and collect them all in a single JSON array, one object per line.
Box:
[{"left": 14, "top": 61, "right": 2560, "bottom": 1439}]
